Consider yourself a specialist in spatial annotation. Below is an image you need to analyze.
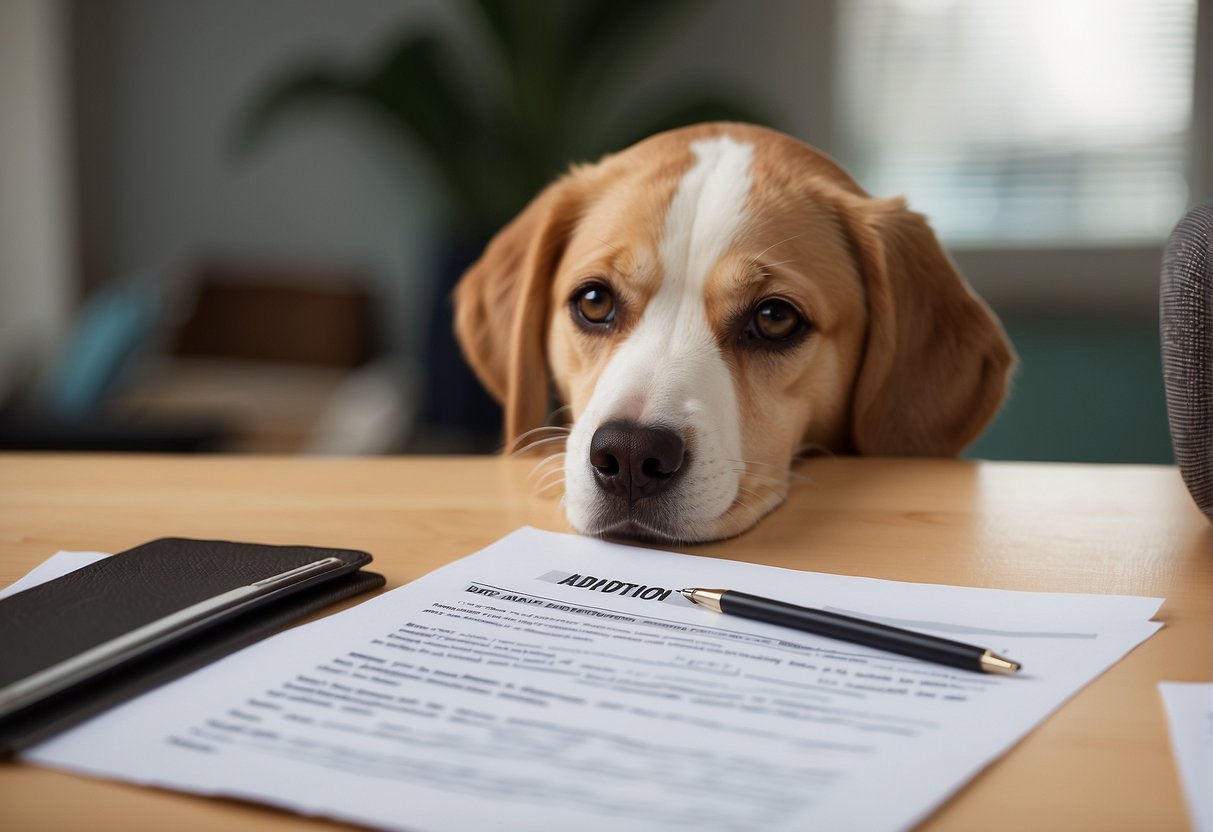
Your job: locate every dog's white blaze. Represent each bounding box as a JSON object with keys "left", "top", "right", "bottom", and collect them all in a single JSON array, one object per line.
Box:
[{"left": 565, "top": 136, "right": 752, "bottom": 538}]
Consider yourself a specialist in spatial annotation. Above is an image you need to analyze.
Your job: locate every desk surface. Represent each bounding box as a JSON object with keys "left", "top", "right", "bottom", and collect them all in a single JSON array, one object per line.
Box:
[{"left": 0, "top": 454, "right": 1208, "bottom": 831}]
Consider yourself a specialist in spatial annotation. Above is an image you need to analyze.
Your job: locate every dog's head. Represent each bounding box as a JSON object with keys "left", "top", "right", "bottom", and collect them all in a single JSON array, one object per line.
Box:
[{"left": 455, "top": 123, "right": 1013, "bottom": 543}]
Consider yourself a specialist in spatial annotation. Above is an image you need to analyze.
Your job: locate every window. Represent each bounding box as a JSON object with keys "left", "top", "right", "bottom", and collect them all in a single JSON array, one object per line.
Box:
[{"left": 838, "top": 0, "right": 1199, "bottom": 245}]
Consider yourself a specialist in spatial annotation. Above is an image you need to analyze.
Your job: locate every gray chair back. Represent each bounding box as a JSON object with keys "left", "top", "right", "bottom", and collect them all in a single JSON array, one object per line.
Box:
[{"left": 1161, "top": 198, "right": 1213, "bottom": 518}]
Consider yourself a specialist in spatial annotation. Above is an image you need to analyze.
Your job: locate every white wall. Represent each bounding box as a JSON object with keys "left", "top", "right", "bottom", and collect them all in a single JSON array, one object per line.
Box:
[{"left": 0, "top": 0, "right": 73, "bottom": 388}]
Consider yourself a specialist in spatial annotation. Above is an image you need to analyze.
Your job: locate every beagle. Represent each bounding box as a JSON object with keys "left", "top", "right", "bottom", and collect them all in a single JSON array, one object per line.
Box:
[{"left": 455, "top": 123, "right": 1013, "bottom": 543}]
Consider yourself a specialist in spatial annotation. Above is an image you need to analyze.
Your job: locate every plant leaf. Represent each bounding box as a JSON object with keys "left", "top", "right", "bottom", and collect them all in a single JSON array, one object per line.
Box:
[
  {"left": 565, "top": 0, "right": 700, "bottom": 66},
  {"left": 229, "top": 64, "right": 355, "bottom": 156},
  {"left": 230, "top": 33, "right": 512, "bottom": 230},
  {"left": 360, "top": 29, "right": 546, "bottom": 228},
  {"left": 562, "top": 0, "right": 702, "bottom": 121}
]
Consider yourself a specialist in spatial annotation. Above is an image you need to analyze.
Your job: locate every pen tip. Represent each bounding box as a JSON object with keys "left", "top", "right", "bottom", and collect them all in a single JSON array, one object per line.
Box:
[
  {"left": 980, "top": 651, "right": 1020, "bottom": 675},
  {"left": 680, "top": 588, "right": 696, "bottom": 602}
]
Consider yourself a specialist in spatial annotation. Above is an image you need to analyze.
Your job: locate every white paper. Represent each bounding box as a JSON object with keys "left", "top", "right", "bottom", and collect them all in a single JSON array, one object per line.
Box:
[
  {"left": 1159, "top": 682, "right": 1213, "bottom": 832},
  {"left": 0, "top": 551, "right": 109, "bottom": 600},
  {"left": 23, "top": 527, "right": 1163, "bottom": 832}
]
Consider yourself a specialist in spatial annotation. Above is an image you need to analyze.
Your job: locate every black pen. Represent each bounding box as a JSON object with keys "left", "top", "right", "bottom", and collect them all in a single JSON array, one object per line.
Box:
[{"left": 680, "top": 588, "right": 1021, "bottom": 675}]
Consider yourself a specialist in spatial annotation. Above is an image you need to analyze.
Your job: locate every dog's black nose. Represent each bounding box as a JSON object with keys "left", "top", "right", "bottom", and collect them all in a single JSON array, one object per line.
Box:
[{"left": 589, "top": 421, "right": 685, "bottom": 502}]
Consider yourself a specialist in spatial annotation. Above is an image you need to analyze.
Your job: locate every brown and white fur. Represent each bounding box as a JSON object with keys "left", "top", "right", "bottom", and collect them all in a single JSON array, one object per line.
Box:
[{"left": 454, "top": 123, "right": 1013, "bottom": 544}]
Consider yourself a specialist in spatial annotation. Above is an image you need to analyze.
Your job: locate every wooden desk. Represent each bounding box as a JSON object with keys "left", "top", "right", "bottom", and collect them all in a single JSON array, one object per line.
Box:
[{"left": 1, "top": 455, "right": 1208, "bottom": 831}]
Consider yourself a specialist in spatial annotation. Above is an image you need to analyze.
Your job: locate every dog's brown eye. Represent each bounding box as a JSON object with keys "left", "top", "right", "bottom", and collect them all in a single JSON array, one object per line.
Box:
[
  {"left": 573, "top": 283, "right": 616, "bottom": 326},
  {"left": 749, "top": 298, "right": 804, "bottom": 342}
]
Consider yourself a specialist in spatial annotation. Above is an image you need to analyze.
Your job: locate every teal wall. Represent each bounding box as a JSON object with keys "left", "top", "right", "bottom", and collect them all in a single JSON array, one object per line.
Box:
[{"left": 965, "top": 317, "right": 1174, "bottom": 464}]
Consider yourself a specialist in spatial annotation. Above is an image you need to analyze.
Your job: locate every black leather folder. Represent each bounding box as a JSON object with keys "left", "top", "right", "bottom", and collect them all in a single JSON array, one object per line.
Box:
[{"left": 0, "top": 538, "right": 385, "bottom": 755}]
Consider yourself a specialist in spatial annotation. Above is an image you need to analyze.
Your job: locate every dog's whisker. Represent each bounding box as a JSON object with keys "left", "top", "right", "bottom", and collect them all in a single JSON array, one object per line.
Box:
[
  {"left": 513, "top": 435, "right": 570, "bottom": 456},
  {"left": 728, "top": 467, "right": 786, "bottom": 486},
  {"left": 527, "top": 446, "right": 569, "bottom": 465},
  {"left": 723, "top": 508, "right": 742, "bottom": 538},
  {"left": 527, "top": 463, "right": 558, "bottom": 482},
  {"left": 528, "top": 456, "right": 567, "bottom": 478},
  {"left": 727, "top": 458, "right": 811, "bottom": 485},
  {"left": 750, "top": 233, "right": 802, "bottom": 265},
  {"left": 531, "top": 463, "right": 567, "bottom": 482},
  {"left": 533, "top": 466, "right": 567, "bottom": 486},
  {"left": 722, "top": 473, "right": 790, "bottom": 539},
  {"left": 735, "top": 484, "right": 771, "bottom": 504},
  {"left": 546, "top": 404, "right": 573, "bottom": 423},
  {"left": 759, "top": 257, "right": 797, "bottom": 270},
  {"left": 718, "top": 489, "right": 766, "bottom": 540},
  {"left": 730, "top": 500, "right": 759, "bottom": 526},
  {"left": 733, "top": 474, "right": 797, "bottom": 495},
  {"left": 527, "top": 453, "right": 567, "bottom": 481},
  {"left": 728, "top": 457, "right": 800, "bottom": 474},
  {"left": 508, "top": 425, "right": 572, "bottom": 455},
  {"left": 533, "top": 463, "right": 565, "bottom": 482},
  {"left": 535, "top": 480, "right": 566, "bottom": 497},
  {"left": 729, "top": 457, "right": 787, "bottom": 471},
  {"left": 532, "top": 467, "right": 567, "bottom": 491},
  {"left": 528, "top": 463, "right": 567, "bottom": 486},
  {"left": 534, "top": 466, "right": 565, "bottom": 482},
  {"left": 512, "top": 426, "right": 572, "bottom": 446},
  {"left": 520, "top": 425, "right": 572, "bottom": 439},
  {"left": 513, "top": 441, "right": 569, "bottom": 459},
  {"left": 509, "top": 434, "right": 570, "bottom": 453},
  {"left": 527, "top": 449, "right": 567, "bottom": 469}
]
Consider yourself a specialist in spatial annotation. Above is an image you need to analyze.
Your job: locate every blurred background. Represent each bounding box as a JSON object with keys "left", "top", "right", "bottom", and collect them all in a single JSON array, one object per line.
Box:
[{"left": 0, "top": 0, "right": 1208, "bottom": 461}]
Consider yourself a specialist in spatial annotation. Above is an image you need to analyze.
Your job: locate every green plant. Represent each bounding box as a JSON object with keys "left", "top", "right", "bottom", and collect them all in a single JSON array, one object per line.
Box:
[{"left": 232, "top": 0, "right": 774, "bottom": 240}]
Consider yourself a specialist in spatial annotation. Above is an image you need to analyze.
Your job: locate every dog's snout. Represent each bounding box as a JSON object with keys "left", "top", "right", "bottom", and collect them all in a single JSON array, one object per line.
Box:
[{"left": 589, "top": 421, "right": 685, "bottom": 502}]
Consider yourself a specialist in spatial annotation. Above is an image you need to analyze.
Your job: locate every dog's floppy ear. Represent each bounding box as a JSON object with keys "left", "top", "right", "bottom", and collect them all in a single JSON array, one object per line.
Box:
[
  {"left": 842, "top": 197, "right": 1014, "bottom": 455},
  {"left": 453, "top": 174, "right": 585, "bottom": 447}
]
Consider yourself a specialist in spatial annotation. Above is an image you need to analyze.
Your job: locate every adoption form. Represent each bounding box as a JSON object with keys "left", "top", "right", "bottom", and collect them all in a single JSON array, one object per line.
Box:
[{"left": 25, "top": 527, "right": 1163, "bottom": 832}]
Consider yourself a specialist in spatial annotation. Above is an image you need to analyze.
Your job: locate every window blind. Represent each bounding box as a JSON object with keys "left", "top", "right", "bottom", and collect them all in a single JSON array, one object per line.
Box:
[{"left": 837, "top": 0, "right": 1198, "bottom": 244}]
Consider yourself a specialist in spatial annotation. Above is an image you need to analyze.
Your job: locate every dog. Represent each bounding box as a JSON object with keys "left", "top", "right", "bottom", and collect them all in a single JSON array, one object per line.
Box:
[{"left": 454, "top": 123, "right": 1013, "bottom": 543}]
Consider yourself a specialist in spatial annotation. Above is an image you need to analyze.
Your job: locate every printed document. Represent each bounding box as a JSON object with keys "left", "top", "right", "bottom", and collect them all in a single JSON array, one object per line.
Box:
[
  {"left": 24, "top": 527, "right": 1163, "bottom": 831},
  {"left": 1159, "top": 682, "right": 1213, "bottom": 832}
]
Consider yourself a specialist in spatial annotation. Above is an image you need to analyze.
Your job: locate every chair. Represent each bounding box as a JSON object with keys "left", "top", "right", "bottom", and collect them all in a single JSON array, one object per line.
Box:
[{"left": 1161, "top": 198, "right": 1213, "bottom": 518}]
